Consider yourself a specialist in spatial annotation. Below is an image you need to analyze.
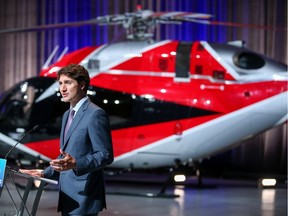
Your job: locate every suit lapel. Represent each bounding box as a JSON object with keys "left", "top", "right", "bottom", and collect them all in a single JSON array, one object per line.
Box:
[{"left": 61, "top": 111, "right": 69, "bottom": 149}]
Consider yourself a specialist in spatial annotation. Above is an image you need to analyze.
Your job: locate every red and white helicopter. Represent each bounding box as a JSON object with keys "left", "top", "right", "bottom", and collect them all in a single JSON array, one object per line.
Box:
[{"left": 0, "top": 8, "right": 287, "bottom": 182}]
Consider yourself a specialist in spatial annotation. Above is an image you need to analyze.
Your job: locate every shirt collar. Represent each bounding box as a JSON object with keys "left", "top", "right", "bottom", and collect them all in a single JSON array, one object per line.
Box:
[{"left": 70, "top": 96, "right": 89, "bottom": 115}]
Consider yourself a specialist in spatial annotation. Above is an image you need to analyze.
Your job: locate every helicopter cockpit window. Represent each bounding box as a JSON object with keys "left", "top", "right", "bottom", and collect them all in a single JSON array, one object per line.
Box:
[
  {"left": 0, "top": 82, "right": 36, "bottom": 127},
  {"left": 234, "top": 52, "right": 265, "bottom": 69},
  {"left": 0, "top": 77, "right": 68, "bottom": 139}
]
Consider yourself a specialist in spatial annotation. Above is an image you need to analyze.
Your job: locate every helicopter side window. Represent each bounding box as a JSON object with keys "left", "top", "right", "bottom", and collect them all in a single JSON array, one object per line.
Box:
[
  {"left": 88, "top": 87, "right": 137, "bottom": 129},
  {"left": 234, "top": 52, "right": 265, "bottom": 69},
  {"left": 88, "top": 59, "right": 100, "bottom": 70},
  {"left": 87, "top": 86, "right": 220, "bottom": 130}
]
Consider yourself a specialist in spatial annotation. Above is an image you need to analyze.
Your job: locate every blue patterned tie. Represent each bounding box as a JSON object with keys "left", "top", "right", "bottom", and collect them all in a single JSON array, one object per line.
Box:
[{"left": 64, "top": 109, "right": 75, "bottom": 138}]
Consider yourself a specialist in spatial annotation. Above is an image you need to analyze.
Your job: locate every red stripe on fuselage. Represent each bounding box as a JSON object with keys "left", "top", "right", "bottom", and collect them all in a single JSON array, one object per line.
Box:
[
  {"left": 23, "top": 114, "right": 221, "bottom": 159},
  {"left": 91, "top": 73, "right": 287, "bottom": 113},
  {"left": 25, "top": 138, "right": 60, "bottom": 159}
]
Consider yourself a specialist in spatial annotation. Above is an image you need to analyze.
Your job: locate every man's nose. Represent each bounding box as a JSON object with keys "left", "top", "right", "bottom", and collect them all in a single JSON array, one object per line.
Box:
[{"left": 60, "top": 85, "right": 66, "bottom": 91}]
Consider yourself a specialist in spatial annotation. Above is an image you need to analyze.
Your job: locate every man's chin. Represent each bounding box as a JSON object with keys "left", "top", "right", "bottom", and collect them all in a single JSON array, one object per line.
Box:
[{"left": 61, "top": 97, "right": 69, "bottom": 102}]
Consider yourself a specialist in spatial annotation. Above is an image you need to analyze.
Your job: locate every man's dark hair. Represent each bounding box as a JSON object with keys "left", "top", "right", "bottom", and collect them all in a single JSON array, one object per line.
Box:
[{"left": 57, "top": 64, "right": 90, "bottom": 91}]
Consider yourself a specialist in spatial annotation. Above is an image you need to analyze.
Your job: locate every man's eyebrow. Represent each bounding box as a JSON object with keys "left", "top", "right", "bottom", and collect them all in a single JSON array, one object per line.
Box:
[{"left": 59, "top": 79, "right": 72, "bottom": 83}]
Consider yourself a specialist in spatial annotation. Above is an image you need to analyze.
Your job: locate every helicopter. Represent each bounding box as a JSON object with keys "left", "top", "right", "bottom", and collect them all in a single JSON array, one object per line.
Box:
[{"left": 0, "top": 7, "right": 287, "bottom": 185}]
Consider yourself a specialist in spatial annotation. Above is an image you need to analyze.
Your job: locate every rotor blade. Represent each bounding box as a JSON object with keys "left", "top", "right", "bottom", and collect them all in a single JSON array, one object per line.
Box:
[
  {"left": 0, "top": 19, "right": 101, "bottom": 34},
  {"left": 150, "top": 12, "right": 286, "bottom": 32},
  {"left": 152, "top": 11, "right": 212, "bottom": 19},
  {"left": 189, "top": 19, "right": 287, "bottom": 32},
  {"left": 0, "top": 10, "right": 285, "bottom": 35},
  {"left": 0, "top": 14, "right": 131, "bottom": 35}
]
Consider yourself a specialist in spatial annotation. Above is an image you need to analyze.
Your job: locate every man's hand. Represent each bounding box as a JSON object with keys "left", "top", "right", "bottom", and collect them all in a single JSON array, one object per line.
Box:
[
  {"left": 50, "top": 149, "right": 77, "bottom": 172},
  {"left": 19, "top": 169, "right": 44, "bottom": 177}
]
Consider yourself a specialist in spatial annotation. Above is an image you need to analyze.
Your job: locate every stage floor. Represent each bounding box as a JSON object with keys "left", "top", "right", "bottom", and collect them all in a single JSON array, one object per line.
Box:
[{"left": 0, "top": 172, "right": 287, "bottom": 216}]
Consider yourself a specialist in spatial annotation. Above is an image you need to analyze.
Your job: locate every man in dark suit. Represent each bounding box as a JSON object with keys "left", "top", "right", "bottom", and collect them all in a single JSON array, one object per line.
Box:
[{"left": 20, "top": 64, "right": 114, "bottom": 216}]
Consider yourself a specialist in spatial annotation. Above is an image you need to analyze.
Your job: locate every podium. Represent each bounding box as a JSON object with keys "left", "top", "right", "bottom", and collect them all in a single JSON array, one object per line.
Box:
[{"left": 2, "top": 166, "right": 58, "bottom": 216}]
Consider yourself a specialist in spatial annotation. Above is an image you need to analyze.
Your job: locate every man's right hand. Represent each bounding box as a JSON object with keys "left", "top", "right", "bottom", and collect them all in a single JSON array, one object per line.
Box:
[{"left": 19, "top": 169, "right": 44, "bottom": 177}]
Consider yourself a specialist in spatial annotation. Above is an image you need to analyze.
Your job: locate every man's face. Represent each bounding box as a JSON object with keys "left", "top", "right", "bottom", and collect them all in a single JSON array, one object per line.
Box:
[{"left": 58, "top": 75, "right": 84, "bottom": 106}]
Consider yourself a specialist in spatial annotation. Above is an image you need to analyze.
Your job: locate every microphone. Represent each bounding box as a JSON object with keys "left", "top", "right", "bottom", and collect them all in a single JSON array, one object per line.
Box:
[{"left": 4, "top": 125, "right": 39, "bottom": 159}]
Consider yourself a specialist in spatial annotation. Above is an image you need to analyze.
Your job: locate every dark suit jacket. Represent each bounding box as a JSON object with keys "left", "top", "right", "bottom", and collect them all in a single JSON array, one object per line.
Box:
[{"left": 43, "top": 98, "right": 114, "bottom": 215}]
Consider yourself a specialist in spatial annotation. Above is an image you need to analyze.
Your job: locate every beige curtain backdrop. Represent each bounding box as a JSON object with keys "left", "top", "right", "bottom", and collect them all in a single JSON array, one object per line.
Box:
[{"left": 0, "top": 0, "right": 38, "bottom": 93}]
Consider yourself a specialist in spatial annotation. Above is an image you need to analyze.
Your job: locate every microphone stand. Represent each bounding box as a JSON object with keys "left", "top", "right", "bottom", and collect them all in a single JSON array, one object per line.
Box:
[{"left": 2, "top": 125, "right": 38, "bottom": 216}]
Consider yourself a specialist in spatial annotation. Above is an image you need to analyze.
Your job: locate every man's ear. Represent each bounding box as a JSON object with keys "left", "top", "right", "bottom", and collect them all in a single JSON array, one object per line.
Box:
[{"left": 80, "top": 81, "right": 86, "bottom": 90}]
